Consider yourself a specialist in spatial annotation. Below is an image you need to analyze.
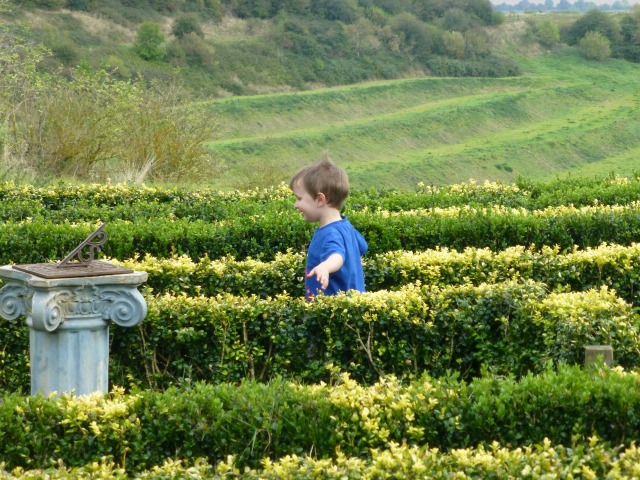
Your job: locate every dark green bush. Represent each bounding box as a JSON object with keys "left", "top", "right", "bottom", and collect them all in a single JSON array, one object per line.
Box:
[
  {"left": 104, "top": 279, "right": 640, "bottom": 390},
  {"left": 171, "top": 13, "right": 203, "bottom": 39},
  {"left": 2, "top": 365, "right": 640, "bottom": 472}
]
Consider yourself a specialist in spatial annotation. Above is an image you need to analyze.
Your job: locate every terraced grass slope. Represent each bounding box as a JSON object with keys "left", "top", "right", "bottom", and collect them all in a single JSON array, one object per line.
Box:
[{"left": 205, "top": 51, "right": 640, "bottom": 191}]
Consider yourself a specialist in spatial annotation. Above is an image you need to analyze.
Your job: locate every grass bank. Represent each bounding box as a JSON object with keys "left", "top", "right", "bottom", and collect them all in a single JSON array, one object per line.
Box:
[{"left": 206, "top": 50, "right": 640, "bottom": 190}]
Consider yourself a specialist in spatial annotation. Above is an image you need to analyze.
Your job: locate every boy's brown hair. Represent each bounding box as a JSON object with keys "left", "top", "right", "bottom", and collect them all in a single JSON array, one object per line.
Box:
[{"left": 290, "top": 153, "right": 350, "bottom": 209}]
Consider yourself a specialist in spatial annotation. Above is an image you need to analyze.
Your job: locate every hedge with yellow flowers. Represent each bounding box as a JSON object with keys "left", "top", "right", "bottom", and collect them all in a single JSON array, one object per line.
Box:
[
  {"left": 3, "top": 437, "right": 640, "bottom": 479},
  {"left": 2, "top": 176, "right": 640, "bottom": 222},
  {"left": 1, "top": 365, "right": 640, "bottom": 474},
  {"left": 3, "top": 201, "right": 640, "bottom": 264},
  {"left": 110, "top": 242, "right": 640, "bottom": 307},
  {"left": 2, "top": 276, "right": 638, "bottom": 392},
  {"left": 105, "top": 279, "right": 639, "bottom": 390}
]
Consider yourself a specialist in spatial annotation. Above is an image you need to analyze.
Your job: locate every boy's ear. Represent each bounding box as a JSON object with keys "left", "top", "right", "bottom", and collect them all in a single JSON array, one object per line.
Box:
[{"left": 315, "top": 192, "right": 328, "bottom": 205}]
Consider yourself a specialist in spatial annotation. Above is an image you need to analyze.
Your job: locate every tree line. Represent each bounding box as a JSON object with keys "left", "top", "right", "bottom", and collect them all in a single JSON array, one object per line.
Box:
[
  {"left": 526, "top": 6, "right": 640, "bottom": 61},
  {"left": 495, "top": 0, "right": 637, "bottom": 13}
]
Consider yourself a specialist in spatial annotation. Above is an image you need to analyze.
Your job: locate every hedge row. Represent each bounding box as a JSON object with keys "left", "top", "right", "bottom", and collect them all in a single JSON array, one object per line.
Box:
[
  {"left": 2, "top": 278, "right": 632, "bottom": 392},
  {"left": 0, "top": 183, "right": 292, "bottom": 223},
  {"left": 3, "top": 200, "right": 640, "bottom": 264},
  {"left": 365, "top": 243, "right": 640, "bottom": 305},
  {"left": 352, "top": 174, "right": 640, "bottom": 211},
  {"left": 2, "top": 175, "right": 640, "bottom": 222},
  {"left": 110, "top": 280, "right": 640, "bottom": 387},
  {"left": 109, "top": 242, "right": 640, "bottom": 306},
  {"left": 2, "top": 438, "right": 639, "bottom": 479},
  {"left": 1, "top": 365, "right": 640, "bottom": 472}
]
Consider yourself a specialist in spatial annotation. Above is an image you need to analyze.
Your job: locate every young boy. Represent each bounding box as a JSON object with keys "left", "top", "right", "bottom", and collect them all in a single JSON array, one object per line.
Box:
[{"left": 290, "top": 155, "right": 368, "bottom": 300}]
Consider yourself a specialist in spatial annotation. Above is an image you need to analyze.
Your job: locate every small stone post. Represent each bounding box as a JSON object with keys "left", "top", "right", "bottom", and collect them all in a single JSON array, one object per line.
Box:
[{"left": 584, "top": 345, "right": 614, "bottom": 368}]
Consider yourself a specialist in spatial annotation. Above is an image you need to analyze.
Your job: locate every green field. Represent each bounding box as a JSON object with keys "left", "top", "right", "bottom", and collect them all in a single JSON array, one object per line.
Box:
[{"left": 206, "top": 50, "right": 640, "bottom": 191}]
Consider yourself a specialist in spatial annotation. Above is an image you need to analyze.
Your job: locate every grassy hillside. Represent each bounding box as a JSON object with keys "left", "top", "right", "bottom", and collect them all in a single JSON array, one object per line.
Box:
[
  {"left": 3, "top": 0, "right": 513, "bottom": 99},
  {"left": 2, "top": 4, "right": 639, "bottom": 190},
  {"left": 206, "top": 48, "right": 640, "bottom": 190}
]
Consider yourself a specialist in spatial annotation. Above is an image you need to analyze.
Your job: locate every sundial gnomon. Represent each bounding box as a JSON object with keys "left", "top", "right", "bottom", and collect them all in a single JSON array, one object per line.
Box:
[{"left": 12, "top": 223, "right": 133, "bottom": 279}]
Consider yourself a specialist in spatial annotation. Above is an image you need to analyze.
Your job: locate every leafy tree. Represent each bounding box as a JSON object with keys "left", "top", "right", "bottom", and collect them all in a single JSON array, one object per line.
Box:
[
  {"left": 413, "top": 0, "right": 451, "bottom": 21},
  {"left": 363, "top": 5, "right": 388, "bottom": 25},
  {"left": 172, "top": 13, "right": 204, "bottom": 38},
  {"left": 565, "top": 9, "right": 621, "bottom": 45},
  {"left": 441, "top": 8, "right": 476, "bottom": 32},
  {"left": 533, "top": 19, "right": 560, "bottom": 48},
  {"left": 311, "top": 0, "right": 358, "bottom": 22},
  {"left": 390, "top": 12, "right": 439, "bottom": 61},
  {"left": 442, "top": 30, "right": 465, "bottom": 58},
  {"left": 232, "top": 0, "right": 272, "bottom": 18},
  {"left": 201, "top": 0, "right": 224, "bottom": 20},
  {"left": 179, "top": 32, "right": 215, "bottom": 68},
  {"left": 465, "top": 0, "right": 497, "bottom": 25},
  {"left": 579, "top": 30, "right": 611, "bottom": 61},
  {"left": 463, "top": 28, "right": 490, "bottom": 59},
  {"left": 134, "top": 22, "right": 166, "bottom": 61},
  {"left": 414, "top": 0, "right": 496, "bottom": 25},
  {"left": 620, "top": 9, "right": 640, "bottom": 44},
  {"left": 344, "top": 18, "right": 381, "bottom": 56},
  {"left": 617, "top": 7, "right": 640, "bottom": 61}
]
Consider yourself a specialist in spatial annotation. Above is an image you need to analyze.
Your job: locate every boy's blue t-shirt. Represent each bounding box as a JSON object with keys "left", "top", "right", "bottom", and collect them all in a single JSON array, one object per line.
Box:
[{"left": 305, "top": 216, "right": 368, "bottom": 300}]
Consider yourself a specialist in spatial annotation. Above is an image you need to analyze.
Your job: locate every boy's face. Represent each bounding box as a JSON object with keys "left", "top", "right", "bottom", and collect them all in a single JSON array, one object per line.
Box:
[{"left": 292, "top": 181, "right": 322, "bottom": 223}]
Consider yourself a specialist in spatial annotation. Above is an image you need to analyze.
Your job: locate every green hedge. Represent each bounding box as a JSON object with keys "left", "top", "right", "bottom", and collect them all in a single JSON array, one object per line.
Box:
[
  {"left": 110, "top": 242, "right": 640, "bottom": 307},
  {"left": 3, "top": 200, "right": 640, "bottom": 264},
  {"left": 1, "top": 365, "right": 640, "bottom": 473},
  {"left": 106, "top": 279, "right": 639, "bottom": 389},
  {"left": 3, "top": 278, "right": 637, "bottom": 392},
  {"left": 0, "top": 182, "right": 293, "bottom": 223},
  {"left": 3, "top": 438, "right": 639, "bottom": 478},
  {"left": 3, "top": 176, "right": 640, "bottom": 222}
]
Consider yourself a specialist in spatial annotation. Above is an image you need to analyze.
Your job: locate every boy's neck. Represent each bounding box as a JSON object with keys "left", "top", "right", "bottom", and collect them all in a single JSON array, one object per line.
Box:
[{"left": 318, "top": 208, "right": 342, "bottom": 228}]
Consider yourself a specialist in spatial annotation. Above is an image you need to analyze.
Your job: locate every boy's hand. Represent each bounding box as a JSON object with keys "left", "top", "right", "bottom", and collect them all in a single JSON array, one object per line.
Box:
[
  {"left": 307, "top": 265, "right": 331, "bottom": 290},
  {"left": 307, "top": 253, "right": 344, "bottom": 290}
]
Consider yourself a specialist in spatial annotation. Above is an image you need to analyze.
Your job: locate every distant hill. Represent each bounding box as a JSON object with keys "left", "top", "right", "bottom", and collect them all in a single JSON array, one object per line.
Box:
[
  {"left": 2, "top": 1, "right": 640, "bottom": 190},
  {"left": 2, "top": 0, "right": 517, "bottom": 99},
  {"left": 205, "top": 45, "right": 640, "bottom": 190}
]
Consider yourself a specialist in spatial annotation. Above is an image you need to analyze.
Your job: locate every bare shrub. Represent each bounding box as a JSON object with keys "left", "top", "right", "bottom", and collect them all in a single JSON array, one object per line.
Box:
[
  {"left": 115, "top": 81, "right": 223, "bottom": 183},
  {"left": 1, "top": 22, "right": 222, "bottom": 183}
]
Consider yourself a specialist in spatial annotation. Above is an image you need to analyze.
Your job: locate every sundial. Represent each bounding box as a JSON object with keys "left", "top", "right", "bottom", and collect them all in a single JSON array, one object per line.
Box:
[
  {"left": 0, "top": 222, "right": 147, "bottom": 397},
  {"left": 12, "top": 223, "right": 133, "bottom": 279}
]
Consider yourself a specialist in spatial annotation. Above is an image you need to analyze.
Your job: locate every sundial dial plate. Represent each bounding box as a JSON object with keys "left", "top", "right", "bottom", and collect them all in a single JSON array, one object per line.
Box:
[
  {"left": 13, "top": 260, "right": 134, "bottom": 279},
  {"left": 11, "top": 222, "right": 133, "bottom": 279}
]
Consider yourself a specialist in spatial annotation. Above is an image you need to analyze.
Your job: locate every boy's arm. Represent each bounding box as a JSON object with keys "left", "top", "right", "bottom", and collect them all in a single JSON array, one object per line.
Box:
[{"left": 307, "top": 253, "right": 344, "bottom": 290}]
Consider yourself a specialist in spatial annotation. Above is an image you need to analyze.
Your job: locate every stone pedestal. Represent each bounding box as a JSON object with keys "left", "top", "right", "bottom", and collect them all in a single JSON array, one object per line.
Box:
[{"left": 0, "top": 266, "right": 147, "bottom": 396}]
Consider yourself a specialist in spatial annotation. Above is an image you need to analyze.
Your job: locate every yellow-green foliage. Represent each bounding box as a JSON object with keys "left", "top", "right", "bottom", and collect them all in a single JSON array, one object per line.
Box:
[
  {"left": 3, "top": 366, "right": 640, "bottom": 474},
  {"left": 4, "top": 439, "right": 640, "bottom": 479},
  {"left": 111, "top": 242, "right": 640, "bottom": 308},
  {"left": 4, "top": 177, "right": 640, "bottom": 476},
  {"left": 105, "top": 280, "right": 640, "bottom": 388}
]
